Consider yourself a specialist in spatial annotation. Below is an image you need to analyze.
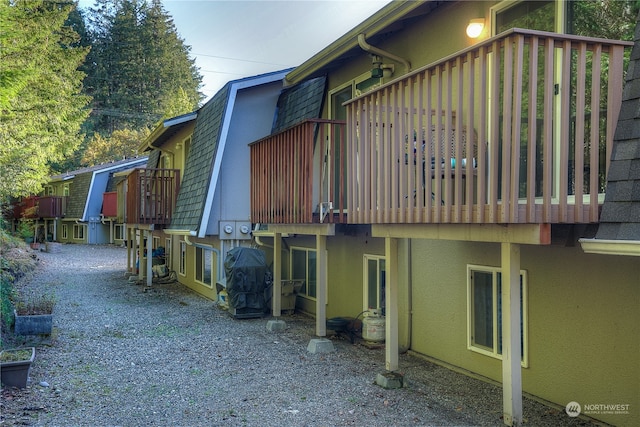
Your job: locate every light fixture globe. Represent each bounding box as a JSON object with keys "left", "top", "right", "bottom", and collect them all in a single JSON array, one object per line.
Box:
[{"left": 466, "top": 18, "right": 485, "bottom": 39}]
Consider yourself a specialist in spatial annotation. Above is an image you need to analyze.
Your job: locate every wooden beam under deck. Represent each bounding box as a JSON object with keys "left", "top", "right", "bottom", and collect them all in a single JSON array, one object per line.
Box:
[{"left": 371, "top": 223, "right": 551, "bottom": 245}]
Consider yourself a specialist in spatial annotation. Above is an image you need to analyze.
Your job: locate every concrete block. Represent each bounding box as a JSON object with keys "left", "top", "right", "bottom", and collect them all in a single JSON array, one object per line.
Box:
[
  {"left": 375, "top": 371, "right": 404, "bottom": 389},
  {"left": 266, "top": 319, "right": 286, "bottom": 332},
  {"left": 307, "top": 338, "right": 334, "bottom": 354}
]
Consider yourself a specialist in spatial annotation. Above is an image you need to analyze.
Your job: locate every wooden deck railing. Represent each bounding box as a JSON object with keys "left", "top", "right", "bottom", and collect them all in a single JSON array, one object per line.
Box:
[
  {"left": 250, "top": 119, "right": 347, "bottom": 224},
  {"left": 125, "top": 168, "right": 180, "bottom": 225},
  {"left": 345, "top": 28, "right": 632, "bottom": 224},
  {"left": 36, "top": 196, "right": 67, "bottom": 218},
  {"left": 15, "top": 196, "right": 66, "bottom": 219}
]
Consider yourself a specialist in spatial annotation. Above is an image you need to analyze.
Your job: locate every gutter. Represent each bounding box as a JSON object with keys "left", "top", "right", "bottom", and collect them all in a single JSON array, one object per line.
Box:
[
  {"left": 163, "top": 229, "right": 197, "bottom": 236},
  {"left": 579, "top": 239, "right": 640, "bottom": 256}
]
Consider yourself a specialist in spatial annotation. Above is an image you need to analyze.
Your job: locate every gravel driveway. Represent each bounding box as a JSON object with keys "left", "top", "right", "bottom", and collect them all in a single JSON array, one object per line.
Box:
[{"left": 1, "top": 244, "right": 596, "bottom": 426}]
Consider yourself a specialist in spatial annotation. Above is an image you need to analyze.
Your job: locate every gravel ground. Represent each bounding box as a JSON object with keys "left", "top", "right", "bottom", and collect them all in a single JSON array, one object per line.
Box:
[{"left": 1, "top": 244, "right": 600, "bottom": 427}]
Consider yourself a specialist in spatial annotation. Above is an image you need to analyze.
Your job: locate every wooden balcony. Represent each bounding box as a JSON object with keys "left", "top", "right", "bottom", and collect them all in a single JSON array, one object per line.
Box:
[
  {"left": 250, "top": 29, "right": 632, "bottom": 226},
  {"left": 125, "top": 168, "right": 180, "bottom": 226},
  {"left": 345, "top": 29, "right": 632, "bottom": 225},
  {"left": 15, "top": 196, "right": 66, "bottom": 219},
  {"left": 250, "top": 119, "right": 347, "bottom": 224},
  {"left": 36, "top": 196, "right": 67, "bottom": 218}
]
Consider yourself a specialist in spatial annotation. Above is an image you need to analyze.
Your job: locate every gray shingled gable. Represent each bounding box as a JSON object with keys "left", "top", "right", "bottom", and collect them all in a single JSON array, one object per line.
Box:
[
  {"left": 65, "top": 172, "right": 92, "bottom": 219},
  {"left": 272, "top": 76, "right": 326, "bottom": 134},
  {"left": 596, "top": 18, "right": 640, "bottom": 241},
  {"left": 169, "top": 84, "right": 231, "bottom": 231}
]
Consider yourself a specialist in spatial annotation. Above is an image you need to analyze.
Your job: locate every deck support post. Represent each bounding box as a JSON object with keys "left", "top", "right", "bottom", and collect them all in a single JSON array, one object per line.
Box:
[
  {"left": 145, "top": 230, "right": 152, "bottom": 286},
  {"left": 385, "top": 237, "right": 399, "bottom": 372},
  {"left": 501, "top": 242, "right": 522, "bottom": 426},
  {"left": 316, "top": 234, "right": 327, "bottom": 337},
  {"left": 272, "top": 232, "right": 282, "bottom": 317}
]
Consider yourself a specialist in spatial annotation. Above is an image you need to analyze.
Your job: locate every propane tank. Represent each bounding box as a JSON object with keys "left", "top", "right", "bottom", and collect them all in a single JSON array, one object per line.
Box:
[{"left": 362, "top": 310, "right": 385, "bottom": 342}]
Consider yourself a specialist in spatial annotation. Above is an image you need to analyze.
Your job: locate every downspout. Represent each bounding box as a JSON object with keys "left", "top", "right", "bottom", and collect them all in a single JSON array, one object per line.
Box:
[{"left": 357, "top": 33, "right": 410, "bottom": 74}]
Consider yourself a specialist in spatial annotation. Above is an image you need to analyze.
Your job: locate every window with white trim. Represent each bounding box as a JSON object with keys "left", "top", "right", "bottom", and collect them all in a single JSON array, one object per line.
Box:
[
  {"left": 63, "top": 184, "right": 70, "bottom": 196},
  {"left": 363, "top": 255, "right": 385, "bottom": 315},
  {"left": 72, "top": 224, "right": 84, "bottom": 240},
  {"left": 114, "top": 224, "right": 124, "bottom": 240},
  {"left": 61, "top": 224, "right": 68, "bottom": 240},
  {"left": 179, "top": 241, "right": 186, "bottom": 276},
  {"left": 195, "top": 246, "right": 214, "bottom": 288},
  {"left": 467, "top": 265, "right": 528, "bottom": 367},
  {"left": 291, "top": 247, "right": 316, "bottom": 299}
]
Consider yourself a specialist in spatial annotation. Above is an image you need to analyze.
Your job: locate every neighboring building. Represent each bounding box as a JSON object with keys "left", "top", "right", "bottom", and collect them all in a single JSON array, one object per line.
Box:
[
  {"left": 7, "top": 157, "right": 147, "bottom": 245},
  {"left": 126, "top": 69, "right": 292, "bottom": 296},
  {"left": 247, "top": 1, "right": 638, "bottom": 427}
]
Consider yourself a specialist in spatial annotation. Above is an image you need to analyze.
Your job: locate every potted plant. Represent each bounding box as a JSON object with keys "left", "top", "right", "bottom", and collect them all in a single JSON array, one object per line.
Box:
[
  {"left": 0, "top": 347, "right": 35, "bottom": 388},
  {"left": 14, "top": 293, "right": 55, "bottom": 336}
]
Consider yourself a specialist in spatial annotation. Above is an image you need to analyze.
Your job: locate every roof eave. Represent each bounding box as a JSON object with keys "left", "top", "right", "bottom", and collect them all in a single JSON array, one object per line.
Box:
[{"left": 284, "top": 0, "right": 424, "bottom": 86}]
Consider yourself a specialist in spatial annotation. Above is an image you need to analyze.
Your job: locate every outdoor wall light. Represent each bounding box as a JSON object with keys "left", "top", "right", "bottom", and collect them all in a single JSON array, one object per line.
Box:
[{"left": 466, "top": 18, "right": 485, "bottom": 39}]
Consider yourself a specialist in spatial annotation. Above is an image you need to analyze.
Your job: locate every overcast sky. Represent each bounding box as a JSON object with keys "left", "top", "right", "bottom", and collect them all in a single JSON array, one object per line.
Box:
[{"left": 79, "top": 1, "right": 391, "bottom": 101}]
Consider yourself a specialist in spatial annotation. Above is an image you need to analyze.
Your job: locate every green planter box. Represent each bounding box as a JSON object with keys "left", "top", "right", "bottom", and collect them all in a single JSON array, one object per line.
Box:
[
  {"left": 0, "top": 347, "right": 35, "bottom": 388},
  {"left": 14, "top": 310, "right": 53, "bottom": 335}
]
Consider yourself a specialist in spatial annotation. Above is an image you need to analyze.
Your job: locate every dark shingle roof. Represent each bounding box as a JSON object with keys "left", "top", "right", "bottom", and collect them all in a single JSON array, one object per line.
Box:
[
  {"left": 596, "top": 19, "right": 640, "bottom": 241},
  {"left": 272, "top": 76, "right": 326, "bottom": 133},
  {"left": 65, "top": 172, "right": 92, "bottom": 219},
  {"left": 169, "top": 85, "right": 230, "bottom": 231}
]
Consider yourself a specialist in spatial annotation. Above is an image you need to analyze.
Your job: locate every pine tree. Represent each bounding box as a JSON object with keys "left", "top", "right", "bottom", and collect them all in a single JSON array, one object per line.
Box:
[
  {"left": 83, "top": 0, "right": 202, "bottom": 137},
  {"left": 0, "top": 0, "right": 90, "bottom": 199}
]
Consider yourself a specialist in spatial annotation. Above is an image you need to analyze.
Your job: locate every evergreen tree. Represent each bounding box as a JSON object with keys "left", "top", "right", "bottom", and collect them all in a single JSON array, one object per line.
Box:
[
  {"left": 0, "top": 0, "right": 90, "bottom": 199},
  {"left": 83, "top": 0, "right": 202, "bottom": 137}
]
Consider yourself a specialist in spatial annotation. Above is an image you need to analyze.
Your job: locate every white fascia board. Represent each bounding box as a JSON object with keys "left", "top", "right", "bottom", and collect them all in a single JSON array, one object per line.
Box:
[
  {"left": 579, "top": 239, "right": 640, "bottom": 256},
  {"left": 197, "top": 70, "right": 289, "bottom": 238},
  {"left": 164, "top": 112, "right": 197, "bottom": 128}
]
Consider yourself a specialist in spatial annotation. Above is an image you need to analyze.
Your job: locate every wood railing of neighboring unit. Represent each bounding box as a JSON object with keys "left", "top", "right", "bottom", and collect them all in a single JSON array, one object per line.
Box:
[
  {"left": 250, "top": 119, "right": 347, "bottom": 224},
  {"left": 36, "top": 196, "right": 67, "bottom": 218},
  {"left": 126, "top": 168, "right": 180, "bottom": 225},
  {"left": 345, "top": 28, "right": 632, "bottom": 225}
]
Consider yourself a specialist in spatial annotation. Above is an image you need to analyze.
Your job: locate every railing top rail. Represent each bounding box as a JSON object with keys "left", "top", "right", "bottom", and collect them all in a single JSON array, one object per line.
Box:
[
  {"left": 344, "top": 27, "right": 633, "bottom": 107},
  {"left": 249, "top": 118, "right": 347, "bottom": 147}
]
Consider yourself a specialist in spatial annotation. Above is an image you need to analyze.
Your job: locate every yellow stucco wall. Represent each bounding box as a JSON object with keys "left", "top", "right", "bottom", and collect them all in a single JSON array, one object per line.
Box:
[
  {"left": 168, "top": 234, "right": 221, "bottom": 302},
  {"left": 408, "top": 239, "right": 639, "bottom": 426},
  {"left": 284, "top": 230, "right": 385, "bottom": 320}
]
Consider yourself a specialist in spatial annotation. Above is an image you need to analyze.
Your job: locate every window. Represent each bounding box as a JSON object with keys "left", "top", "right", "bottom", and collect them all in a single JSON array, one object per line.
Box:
[
  {"left": 363, "top": 255, "right": 386, "bottom": 315},
  {"left": 61, "top": 224, "right": 68, "bottom": 240},
  {"left": 195, "top": 246, "right": 214, "bottom": 288},
  {"left": 63, "top": 184, "right": 70, "bottom": 197},
  {"left": 44, "top": 185, "right": 54, "bottom": 196},
  {"left": 467, "top": 265, "right": 528, "bottom": 367},
  {"left": 179, "top": 241, "right": 186, "bottom": 276},
  {"left": 72, "top": 224, "right": 84, "bottom": 240},
  {"left": 114, "top": 224, "right": 124, "bottom": 240},
  {"left": 152, "top": 236, "right": 160, "bottom": 250},
  {"left": 291, "top": 247, "right": 317, "bottom": 299}
]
